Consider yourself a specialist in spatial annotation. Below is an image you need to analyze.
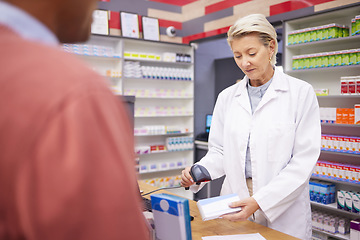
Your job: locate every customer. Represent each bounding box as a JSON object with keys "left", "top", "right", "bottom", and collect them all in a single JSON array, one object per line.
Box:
[
  {"left": 182, "top": 14, "right": 321, "bottom": 239},
  {"left": 0, "top": 1, "right": 149, "bottom": 239}
]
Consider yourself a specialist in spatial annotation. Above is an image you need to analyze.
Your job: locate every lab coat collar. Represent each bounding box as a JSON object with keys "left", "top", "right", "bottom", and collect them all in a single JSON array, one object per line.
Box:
[
  {"left": 234, "top": 67, "right": 289, "bottom": 114},
  {"left": 234, "top": 67, "right": 289, "bottom": 97}
]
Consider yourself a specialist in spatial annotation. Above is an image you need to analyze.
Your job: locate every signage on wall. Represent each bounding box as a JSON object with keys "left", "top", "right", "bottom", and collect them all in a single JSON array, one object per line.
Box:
[
  {"left": 120, "top": 12, "right": 140, "bottom": 39},
  {"left": 142, "top": 16, "right": 160, "bottom": 41}
]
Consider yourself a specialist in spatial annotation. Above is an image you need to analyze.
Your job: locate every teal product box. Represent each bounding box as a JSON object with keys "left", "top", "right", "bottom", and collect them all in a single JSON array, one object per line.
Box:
[
  {"left": 338, "top": 190, "right": 346, "bottom": 210},
  {"left": 352, "top": 192, "right": 360, "bottom": 213},
  {"left": 345, "top": 191, "right": 354, "bottom": 212},
  {"left": 151, "top": 193, "right": 192, "bottom": 240}
]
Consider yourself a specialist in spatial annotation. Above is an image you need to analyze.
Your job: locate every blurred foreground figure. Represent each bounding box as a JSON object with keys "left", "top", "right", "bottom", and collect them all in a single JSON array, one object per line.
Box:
[{"left": 0, "top": 0, "right": 149, "bottom": 239}]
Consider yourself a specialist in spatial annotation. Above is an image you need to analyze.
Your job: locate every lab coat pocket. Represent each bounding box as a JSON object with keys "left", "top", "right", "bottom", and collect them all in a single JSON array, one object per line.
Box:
[{"left": 267, "top": 123, "right": 296, "bottom": 163}]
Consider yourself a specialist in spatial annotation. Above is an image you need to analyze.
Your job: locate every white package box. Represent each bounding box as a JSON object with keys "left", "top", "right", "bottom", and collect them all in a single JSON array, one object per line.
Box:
[{"left": 197, "top": 194, "right": 242, "bottom": 221}]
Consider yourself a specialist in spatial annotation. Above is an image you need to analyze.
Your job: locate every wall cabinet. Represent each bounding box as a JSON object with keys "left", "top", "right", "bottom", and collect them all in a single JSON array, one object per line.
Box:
[
  {"left": 283, "top": 5, "right": 360, "bottom": 240},
  {"left": 63, "top": 35, "right": 195, "bottom": 199}
]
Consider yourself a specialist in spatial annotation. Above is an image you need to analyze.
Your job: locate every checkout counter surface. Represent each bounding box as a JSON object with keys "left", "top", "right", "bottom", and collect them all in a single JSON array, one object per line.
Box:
[{"left": 139, "top": 181, "right": 300, "bottom": 240}]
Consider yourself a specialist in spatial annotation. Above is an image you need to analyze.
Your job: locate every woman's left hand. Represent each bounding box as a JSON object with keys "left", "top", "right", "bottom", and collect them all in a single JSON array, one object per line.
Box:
[{"left": 221, "top": 197, "right": 260, "bottom": 221}]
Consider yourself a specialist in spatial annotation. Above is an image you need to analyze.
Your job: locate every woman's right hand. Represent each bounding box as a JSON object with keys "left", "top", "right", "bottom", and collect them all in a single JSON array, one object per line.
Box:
[{"left": 181, "top": 166, "right": 194, "bottom": 188}]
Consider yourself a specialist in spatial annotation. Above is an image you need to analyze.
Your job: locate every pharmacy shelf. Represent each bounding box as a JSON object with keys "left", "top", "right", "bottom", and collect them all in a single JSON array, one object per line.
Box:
[
  {"left": 78, "top": 34, "right": 195, "bottom": 199},
  {"left": 139, "top": 167, "right": 185, "bottom": 175},
  {"left": 123, "top": 77, "right": 194, "bottom": 83},
  {"left": 312, "top": 228, "right": 349, "bottom": 240},
  {"left": 317, "top": 95, "right": 360, "bottom": 108},
  {"left": 311, "top": 175, "right": 360, "bottom": 187},
  {"left": 134, "top": 96, "right": 194, "bottom": 100},
  {"left": 135, "top": 132, "right": 193, "bottom": 137},
  {"left": 124, "top": 58, "right": 192, "bottom": 66},
  {"left": 311, "top": 202, "right": 360, "bottom": 218},
  {"left": 135, "top": 114, "right": 193, "bottom": 118},
  {"left": 286, "top": 64, "right": 360, "bottom": 74},
  {"left": 321, "top": 123, "right": 360, "bottom": 136},
  {"left": 319, "top": 151, "right": 360, "bottom": 166},
  {"left": 76, "top": 54, "right": 121, "bottom": 60},
  {"left": 283, "top": 4, "right": 360, "bottom": 95},
  {"left": 137, "top": 149, "right": 193, "bottom": 156},
  {"left": 286, "top": 35, "right": 360, "bottom": 50}
]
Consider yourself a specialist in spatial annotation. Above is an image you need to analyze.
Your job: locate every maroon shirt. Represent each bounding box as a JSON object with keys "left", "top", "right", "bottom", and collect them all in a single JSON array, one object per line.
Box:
[{"left": 0, "top": 26, "right": 149, "bottom": 240}]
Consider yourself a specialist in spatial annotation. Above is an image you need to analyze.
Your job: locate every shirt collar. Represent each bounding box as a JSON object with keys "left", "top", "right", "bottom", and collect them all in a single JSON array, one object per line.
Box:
[
  {"left": 0, "top": 2, "right": 59, "bottom": 46},
  {"left": 247, "top": 76, "right": 273, "bottom": 97},
  {"left": 235, "top": 67, "right": 288, "bottom": 97}
]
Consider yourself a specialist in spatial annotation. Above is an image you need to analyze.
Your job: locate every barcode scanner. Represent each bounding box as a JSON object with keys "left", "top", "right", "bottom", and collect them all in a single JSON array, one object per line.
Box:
[{"left": 185, "top": 165, "right": 211, "bottom": 190}]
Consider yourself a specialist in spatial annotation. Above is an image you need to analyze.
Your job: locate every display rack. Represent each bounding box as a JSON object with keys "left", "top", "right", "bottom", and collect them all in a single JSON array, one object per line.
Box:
[
  {"left": 283, "top": 5, "right": 360, "bottom": 240},
  {"left": 64, "top": 35, "right": 195, "bottom": 199},
  {"left": 283, "top": 5, "right": 360, "bottom": 95}
]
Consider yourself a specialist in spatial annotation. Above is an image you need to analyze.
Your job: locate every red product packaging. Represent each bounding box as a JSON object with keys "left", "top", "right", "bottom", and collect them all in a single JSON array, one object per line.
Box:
[
  {"left": 108, "top": 11, "right": 121, "bottom": 36},
  {"left": 348, "top": 79, "right": 356, "bottom": 94},
  {"left": 341, "top": 79, "right": 348, "bottom": 94}
]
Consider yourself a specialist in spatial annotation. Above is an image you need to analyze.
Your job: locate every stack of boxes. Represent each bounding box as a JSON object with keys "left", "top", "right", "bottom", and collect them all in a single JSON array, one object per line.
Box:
[
  {"left": 320, "top": 106, "right": 360, "bottom": 124},
  {"left": 341, "top": 76, "right": 360, "bottom": 95},
  {"left": 312, "top": 210, "right": 350, "bottom": 235},
  {"left": 314, "top": 160, "right": 360, "bottom": 182},
  {"left": 321, "top": 134, "right": 360, "bottom": 154},
  {"left": 310, "top": 180, "right": 336, "bottom": 204}
]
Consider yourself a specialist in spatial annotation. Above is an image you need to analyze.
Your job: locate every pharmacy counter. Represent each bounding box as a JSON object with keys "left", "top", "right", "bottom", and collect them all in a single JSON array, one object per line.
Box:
[{"left": 139, "top": 181, "right": 300, "bottom": 240}]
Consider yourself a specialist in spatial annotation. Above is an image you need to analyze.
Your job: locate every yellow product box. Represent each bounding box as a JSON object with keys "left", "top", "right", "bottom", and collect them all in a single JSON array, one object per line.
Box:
[{"left": 314, "top": 89, "right": 329, "bottom": 96}]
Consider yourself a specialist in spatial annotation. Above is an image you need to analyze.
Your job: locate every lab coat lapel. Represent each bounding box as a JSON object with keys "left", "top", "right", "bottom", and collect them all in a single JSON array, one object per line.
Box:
[
  {"left": 234, "top": 79, "right": 252, "bottom": 114},
  {"left": 254, "top": 68, "right": 288, "bottom": 113}
]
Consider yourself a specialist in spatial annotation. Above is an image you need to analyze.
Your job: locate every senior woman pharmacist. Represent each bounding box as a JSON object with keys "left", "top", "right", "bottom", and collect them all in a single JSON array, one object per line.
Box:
[{"left": 181, "top": 14, "right": 321, "bottom": 240}]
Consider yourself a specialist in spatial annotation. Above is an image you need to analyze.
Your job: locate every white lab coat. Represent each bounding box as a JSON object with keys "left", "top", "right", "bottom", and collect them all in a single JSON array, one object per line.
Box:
[{"left": 194, "top": 68, "right": 321, "bottom": 239}]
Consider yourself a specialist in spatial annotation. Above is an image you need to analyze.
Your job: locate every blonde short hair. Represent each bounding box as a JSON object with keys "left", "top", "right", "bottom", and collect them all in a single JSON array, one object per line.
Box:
[{"left": 227, "top": 14, "right": 278, "bottom": 66}]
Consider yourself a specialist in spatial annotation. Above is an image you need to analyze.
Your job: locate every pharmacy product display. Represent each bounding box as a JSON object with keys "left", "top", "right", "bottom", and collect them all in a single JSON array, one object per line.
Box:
[
  {"left": 64, "top": 35, "right": 194, "bottom": 199},
  {"left": 284, "top": 6, "right": 360, "bottom": 95},
  {"left": 283, "top": 6, "right": 360, "bottom": 239}
]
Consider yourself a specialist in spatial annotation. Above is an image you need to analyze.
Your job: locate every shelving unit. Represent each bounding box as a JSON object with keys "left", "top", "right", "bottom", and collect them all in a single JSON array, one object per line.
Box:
[
  {"left": 283, "top": 5, "right": 360, "bottom": 240},
  {"left": 283, "top": 5, "right": 360, "bottom": 95},
  {"left": 64, "top": 34, "right": 195, "bottom": 199}
]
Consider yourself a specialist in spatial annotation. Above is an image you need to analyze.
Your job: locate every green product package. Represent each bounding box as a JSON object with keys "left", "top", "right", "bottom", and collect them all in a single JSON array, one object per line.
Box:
[
  {"left": 316, "top": 55, "right": 322, "bottom": 68},
  {"left": 298, "top": 57, "right": 304, "bottom": 69},
  {"left": 328, "top": 25, "right": 337, "bottom": 39},
  {"left": 357, "top": 50, "right": 360, "bottom": 64},
  {"left": 328, "top": 53, "right": 335, "bottom": 67},
  {"left": 322, "top": 25, "right": 329, "bottom": 40},
  {"left": 288, "top": 33, "right": 294, "bottom": 45},
  {"left": 299, "top": 31, "right": 305, "bottom": 44},
  {"left": 349, "top": 50, "right": 357, "bottom": 65},
  {"left": 343, "top": 27, "right": 349, "bottom": 37},
  {"left": 321, "top": 54, "right": 329, "bottom": 68},
  {"left": 316, "top": 28, "right": 322, "bottom": 41},
  {"left": 304, "top": 29, "right": 311, "bottom": 43},
  {"left": 304, "top": 56, "right": 310, "bottom": 69},
  {"left": 341, "top": 51, "right": 349, "bottom": 66},
  {"left": 310, "top": 28, "right": 317, "bottom": 42},
  {"left": 294, "top": 32, "right": 299, "bottom": 44},
  {"left": 351, "top": 19, "right": 357, "bottom": 36},
  {"left": 334, "top": 52, "right": 342, "bottom": 66},
  {"left": 356, "top": 16, "right": 360, "bottom": 35},
  {"left": 309, "top": 55, "right": 316, "bottom": 68},
  {"left": 292, "top": 57, "right": 298, "bottom": 70}
]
